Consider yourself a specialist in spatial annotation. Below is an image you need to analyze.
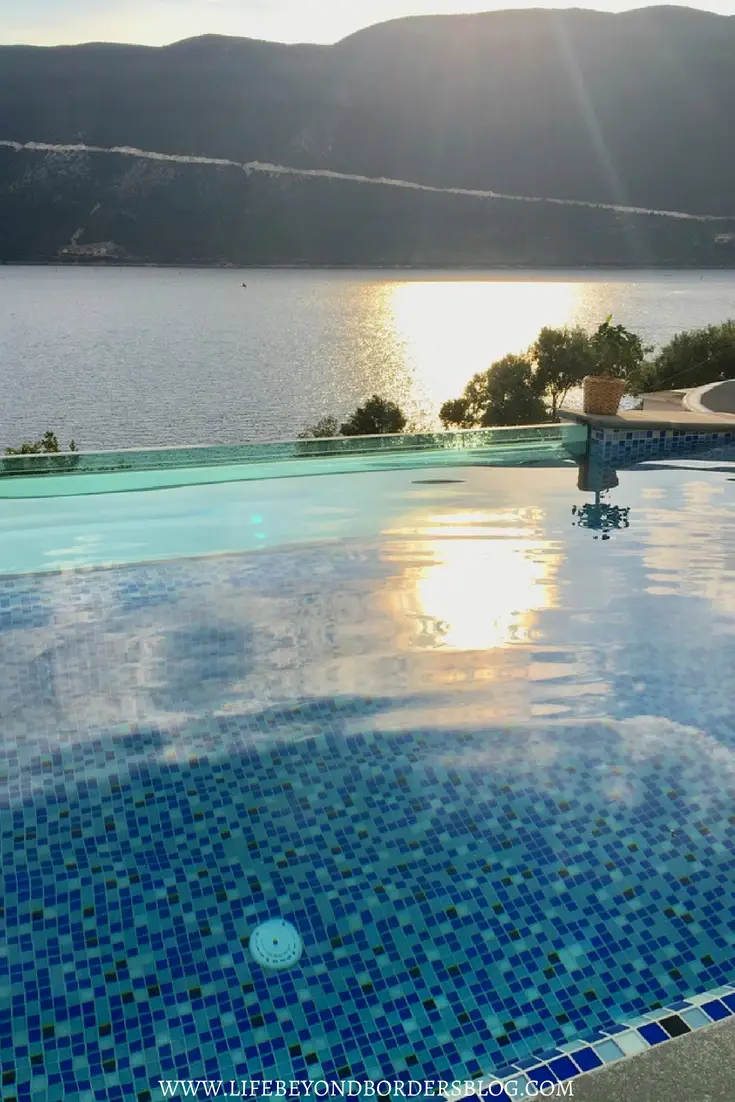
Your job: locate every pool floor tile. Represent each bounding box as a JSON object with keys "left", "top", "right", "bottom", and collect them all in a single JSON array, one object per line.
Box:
[{"left": 3, "top": 458, "right": 735, "bottom": 1099}]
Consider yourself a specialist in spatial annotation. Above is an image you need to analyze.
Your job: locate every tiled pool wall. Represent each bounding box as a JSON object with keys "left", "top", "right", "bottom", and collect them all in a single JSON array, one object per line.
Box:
[
  {"left": 0, "top": 424, "right": 585, "bottom": 479},
  {"left": 589, "top": 426, "right": 735, "bottom": 469}
]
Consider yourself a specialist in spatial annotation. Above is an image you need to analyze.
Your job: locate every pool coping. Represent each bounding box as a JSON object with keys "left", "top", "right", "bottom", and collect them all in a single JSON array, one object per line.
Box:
[
  {"left": 556, "top": 1012, "right": 735, "bottom": 1102},
  {"left": 559, "top": 407, "right": 735, "bottom": 430},
  {"left": 683, "top": 377, "right": 735, "bottom": 416},
  {"left": 441, "top": 980, "right": 735, "bottom": 1098}
]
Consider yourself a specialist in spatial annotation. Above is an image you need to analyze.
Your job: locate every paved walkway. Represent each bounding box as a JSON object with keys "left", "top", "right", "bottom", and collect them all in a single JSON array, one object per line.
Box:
[
  {"left": 640, "top": 390, "right": 685, "bottom": 412},
  {"left": 699, "top": 380, "right": 735, "bottom": 414},
  {"left": 563, "top": 387, "right": 735, "bottom": 427}
]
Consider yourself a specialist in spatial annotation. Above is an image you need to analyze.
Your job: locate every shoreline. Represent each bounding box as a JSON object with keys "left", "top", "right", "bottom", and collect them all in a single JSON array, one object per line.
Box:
[{"left": 3, "top": 260, "right": 735, "bottom": 272}]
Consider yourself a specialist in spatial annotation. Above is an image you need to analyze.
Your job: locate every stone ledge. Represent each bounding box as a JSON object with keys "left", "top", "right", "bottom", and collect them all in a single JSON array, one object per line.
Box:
[{"left": 560, "top": 407, "right": 735, "bottom": 431}]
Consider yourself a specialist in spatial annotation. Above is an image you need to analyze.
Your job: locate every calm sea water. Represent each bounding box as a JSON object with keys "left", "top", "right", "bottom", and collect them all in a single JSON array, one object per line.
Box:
[{"left": 2, "top": 266, "right": 734, "bottom": 450}]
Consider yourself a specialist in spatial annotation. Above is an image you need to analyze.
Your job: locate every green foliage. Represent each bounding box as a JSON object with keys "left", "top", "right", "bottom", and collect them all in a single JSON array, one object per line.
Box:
[
  {"left": 591, "top": 315, "right": 649, "bottom": 380},
  {"left": 531, "top": 326, "right": 595, "bottom": 417},
  {"left": 638, "top": 320, "right": 735, "bottom": 392},
  {"left": 339, "top": 395, "right": 407, "bottom": 436},
  {"left": 298, "top": 397, "right": 408, "bottom": 439},
  {"left": 440, "top": 354, "right": 549, "bottom": 428},
  {"left": 437, "top": 398, "right": 475, "bottom": 429},
  {"left": 5, "top": 430, "right": 77, "bottom": 455},
  {"left": 297, "top": 415, "right": 341, "bottom": 439},
  {"left": 624, "top": 359, "right": 660, "bottom": 395}
]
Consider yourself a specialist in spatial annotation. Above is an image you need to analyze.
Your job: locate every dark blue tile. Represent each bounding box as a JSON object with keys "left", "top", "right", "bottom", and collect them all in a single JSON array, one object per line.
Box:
[
  {"left": 638, "top": 1023, "right": 669, "bottom": 1045},
  {"left": 547, "top": 1056, "right": 579, "bottom": 1081},
  {"left": 570, "top": 1048, "right": 604, "bottom": 1072},
  {"left": 702, "top": 1001, "right": 732, "bottom": 1022}
]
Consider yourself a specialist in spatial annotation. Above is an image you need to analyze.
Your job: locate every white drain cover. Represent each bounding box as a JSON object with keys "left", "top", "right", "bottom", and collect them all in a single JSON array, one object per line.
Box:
[{"left": 249, "top": 919, "right": 303, "bottom": 970}]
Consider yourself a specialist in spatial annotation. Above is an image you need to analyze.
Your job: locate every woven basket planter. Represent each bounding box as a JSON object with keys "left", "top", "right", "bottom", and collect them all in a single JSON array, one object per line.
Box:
[{"left": 582, "top": 376, "right": 626, "bottom": 415}]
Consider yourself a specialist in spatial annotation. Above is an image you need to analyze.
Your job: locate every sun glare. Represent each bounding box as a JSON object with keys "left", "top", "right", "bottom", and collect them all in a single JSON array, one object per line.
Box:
[{"left": 387, "top": 279, "right": 578, "bottom": 416}]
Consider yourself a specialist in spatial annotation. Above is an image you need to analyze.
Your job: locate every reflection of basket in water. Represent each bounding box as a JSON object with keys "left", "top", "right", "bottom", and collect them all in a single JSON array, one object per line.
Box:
[
  {"left": 577, "top": 458, "right": 619, "bottom": 493},
  {"left": 573, "top": 497, "right": 630, "bottom": 540},
  {"left": 582, "top": 376, "right": 626, "bottom": 415},
  {"left": 574, "top": 456, "right": 629, "bottom": 540}
]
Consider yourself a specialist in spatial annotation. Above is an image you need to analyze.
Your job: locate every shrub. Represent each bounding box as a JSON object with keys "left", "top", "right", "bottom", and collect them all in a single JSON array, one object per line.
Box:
[
  {"left": 5, "top": 431, "right": 77, "bottom": 455},
  {"left": 299, "top": 397, "right": 408, "bottom": 439},
  {"left": 297, "top": 415, "right": 341, "bottom": 439},
  {"left": 640, "top": 320, "right": 735, "bottom": 392},
  {"left": 340, "top": 395, "right": 407, "bottom": 436}
]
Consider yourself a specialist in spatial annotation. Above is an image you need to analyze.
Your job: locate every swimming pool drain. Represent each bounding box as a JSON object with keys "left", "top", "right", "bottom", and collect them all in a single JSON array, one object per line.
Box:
[{"left": 249, "top": 919, "right": 303, "bottom": 970}]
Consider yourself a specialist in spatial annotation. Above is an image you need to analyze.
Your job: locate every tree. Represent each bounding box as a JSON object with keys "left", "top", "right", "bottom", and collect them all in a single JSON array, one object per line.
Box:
[
  {"left": 636, "top": 320, "right": 735, "bottom": 392},
  {"left": 5, "top": 430, "right": 77, "bottom": 455},
  {"left": 437, "top": 397, "right": 476, "bottom": 429},
  {"left": 297, "top": 415, "right": 340, "bottom": 439},
  {"left": 531, "top": 326, "right": 595, "bottom": 418},
  {"left": 339, "top": 395, "right": 407, "bottom": 436},
  {"left": 440, "top": 354, "right": 548, "bottom": 428}
]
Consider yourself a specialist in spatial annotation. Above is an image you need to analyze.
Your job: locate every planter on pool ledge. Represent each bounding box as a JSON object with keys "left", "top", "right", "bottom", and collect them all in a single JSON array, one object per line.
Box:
[{"left": 582, "top": 375, "right": 627, "bottom": 415}]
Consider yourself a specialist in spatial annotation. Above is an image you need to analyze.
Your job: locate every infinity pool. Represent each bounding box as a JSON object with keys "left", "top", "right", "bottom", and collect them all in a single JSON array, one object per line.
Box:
[{"left": 2, "top": 454, "right": 735, "bottom": 1099}]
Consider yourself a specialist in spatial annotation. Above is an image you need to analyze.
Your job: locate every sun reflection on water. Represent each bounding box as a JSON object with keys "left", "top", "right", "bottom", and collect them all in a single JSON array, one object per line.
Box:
[
  {"left": 641, "top": 478, "right": 735, "bottom": 611},
  {"left": 387, "top": 507, "right": 560, "bottom": 651}
]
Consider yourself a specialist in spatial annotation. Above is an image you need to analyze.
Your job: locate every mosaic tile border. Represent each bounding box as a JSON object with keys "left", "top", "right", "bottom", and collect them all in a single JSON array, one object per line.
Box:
[
  {"left": 590, "top": 426, "right": 734, "bottom": 468},
  {"left": 47, "top": 980, "right": 719, "bottom": 1102},
  {"left": 0, "top": 423, "right": 586, "bottom": 479},
  {"left": 444, "top": 982, "right": 735, "bottom": 1098}
]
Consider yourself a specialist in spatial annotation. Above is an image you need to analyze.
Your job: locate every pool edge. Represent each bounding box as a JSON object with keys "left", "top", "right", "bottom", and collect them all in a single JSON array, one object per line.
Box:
[{"left": 441, "top": 980, "right": 735, "bottom": 1098}]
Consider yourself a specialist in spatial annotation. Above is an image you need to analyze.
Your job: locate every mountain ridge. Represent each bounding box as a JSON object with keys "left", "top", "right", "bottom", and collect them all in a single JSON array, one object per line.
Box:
[
  {"left": 2, "top": 6, "right": 734, "bottom": 266},
  {"left": 5, "top": 5, "right": 733, "bottom": 51}
]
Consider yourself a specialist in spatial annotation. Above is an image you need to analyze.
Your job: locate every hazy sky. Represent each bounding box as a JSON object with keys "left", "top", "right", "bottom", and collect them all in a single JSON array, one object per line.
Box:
[{"left": 0, "top": 0, "right": 732, "bottom": 47}]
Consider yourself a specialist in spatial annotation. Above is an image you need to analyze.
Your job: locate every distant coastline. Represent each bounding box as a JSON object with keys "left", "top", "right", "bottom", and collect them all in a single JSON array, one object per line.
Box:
[
  {"left": 3, "top": 260, "right": 735, "bottom": 272},
  {"left": 3, "top": 266, "right": 734, "bottom": 453}
]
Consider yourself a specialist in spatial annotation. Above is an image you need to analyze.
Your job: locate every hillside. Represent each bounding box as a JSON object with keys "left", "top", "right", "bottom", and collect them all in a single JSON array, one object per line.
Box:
[{"left": 1, "top": 7, "right": 735, "bottom": 267}]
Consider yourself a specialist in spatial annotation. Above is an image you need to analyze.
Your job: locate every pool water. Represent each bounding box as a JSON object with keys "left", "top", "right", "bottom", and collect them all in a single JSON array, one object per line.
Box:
[{"left": 2, "top": 459, "right": 735, "bottom": 1098}]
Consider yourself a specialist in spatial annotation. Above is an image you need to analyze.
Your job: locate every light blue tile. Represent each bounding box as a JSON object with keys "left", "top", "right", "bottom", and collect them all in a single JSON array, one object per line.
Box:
[{"left": 595, "top": 1040, "right": 625, "bottom": 1064}]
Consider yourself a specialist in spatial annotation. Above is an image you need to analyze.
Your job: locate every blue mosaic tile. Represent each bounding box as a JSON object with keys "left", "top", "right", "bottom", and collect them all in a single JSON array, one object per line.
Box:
[
  {"left": 3, "top": 458, "right": 735, "bottom": 1099},
  {"left": 638, "top": 1023, "right": 669, "bottom": 1045},
  {"left": 594, "top": 1040, "right": 624, "bottom": 1063},
  {"left": 587, "top": 427, "right": 735, "bottom": 471},
  {"left": 546, "top": 1056, "right": 578, "bottom": 1081},
  {"left": 680, "top": 1008, "right": 710, "bottom": 1029},
  {"left": 702, "top": 1001, "right": 732, "bottom": 1022},
  {"left": 570, "top": 1047, "right": 604, "bottom": 1072},
  {"left": 525, "top": 1065, "right": 556, "bottom": 1087}
]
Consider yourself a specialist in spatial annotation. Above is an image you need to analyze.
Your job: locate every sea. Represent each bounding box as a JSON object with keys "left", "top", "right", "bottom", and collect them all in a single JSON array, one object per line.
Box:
[{"left": 2, "top": 266, "right": 734, "bottom": 451}]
